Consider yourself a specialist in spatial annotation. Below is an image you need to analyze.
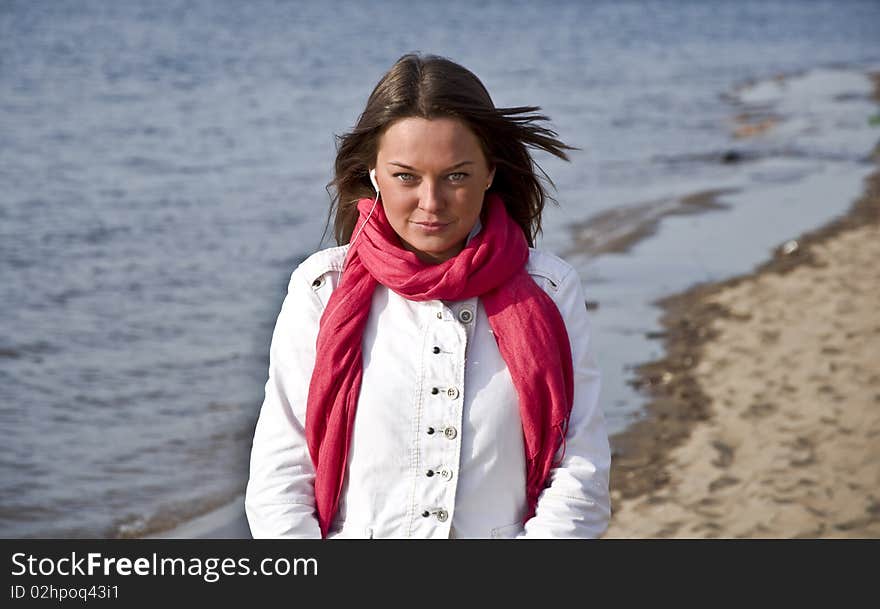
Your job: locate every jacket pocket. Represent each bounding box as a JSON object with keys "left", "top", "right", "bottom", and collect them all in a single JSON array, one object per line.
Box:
[{"left": 490, "top": 521, "right": 524, "bottom": 539}]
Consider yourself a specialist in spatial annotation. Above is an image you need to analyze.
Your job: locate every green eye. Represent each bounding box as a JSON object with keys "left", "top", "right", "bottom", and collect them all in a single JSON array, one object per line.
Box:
[
  {"left": 393, "top": 173, "right": 415, "bottom": 182},
  {"left": 448, "top": 172, "right": 468, "bottom": 181}
]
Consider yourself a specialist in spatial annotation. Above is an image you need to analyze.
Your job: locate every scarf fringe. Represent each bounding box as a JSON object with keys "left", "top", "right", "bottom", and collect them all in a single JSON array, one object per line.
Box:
[{"left": 523, "top": 420, "right": 570, "bottom": 524}]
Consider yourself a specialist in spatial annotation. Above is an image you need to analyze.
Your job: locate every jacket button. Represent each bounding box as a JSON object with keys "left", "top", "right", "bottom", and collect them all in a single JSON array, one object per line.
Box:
[
  {"left": 443, "top": 426, "right": 457, "bottom": 440},
  {"left": 439, "top": 468, "right": 453, "bottom": 481},
  {"left": 458, "top": 308, "right": 474, "bottom": 324},
  {"left": 432, "top": 346, "right": 441, "bottom": 354},
  {"left": 436, "top": 509, "right": 449, "bottom": 522},
  {"left": 446, "top": 387, "right": 460, "bottom": 400},
  {"left": 436, "top": 311, "right": 443, "bottom": 319}
]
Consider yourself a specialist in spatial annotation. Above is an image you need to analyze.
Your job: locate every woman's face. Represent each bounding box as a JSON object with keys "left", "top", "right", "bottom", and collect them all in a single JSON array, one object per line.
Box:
[{"left": 373, "top": 116, "right": 495, "bottom": 264}]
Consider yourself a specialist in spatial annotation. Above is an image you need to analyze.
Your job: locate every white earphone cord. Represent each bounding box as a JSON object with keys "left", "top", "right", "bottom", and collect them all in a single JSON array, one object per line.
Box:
[
  {"left": 340, "top": 169, "right": 379, "bottom": 280},
  {"left": 349, "top": 191, "right": 379, "bottom": 248}
]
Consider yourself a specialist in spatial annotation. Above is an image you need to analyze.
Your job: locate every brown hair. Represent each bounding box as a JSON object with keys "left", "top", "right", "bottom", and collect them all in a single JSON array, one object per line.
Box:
[{"left": 326, "top": 52, "right": 576, "bottom": 247}]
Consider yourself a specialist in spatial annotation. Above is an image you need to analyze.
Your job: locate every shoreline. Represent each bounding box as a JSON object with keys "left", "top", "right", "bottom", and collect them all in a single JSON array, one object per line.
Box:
[
  {"left": 608, "top": 167, "right": 880, "bottom": 500},
  {"left": 145, "top": 69, "right": 880, "bottom": 541},
  {"left": 604, "top": 75, "right": 880, "bottom": 537},
  {"left": 144, "top": 495, "right": 249, "bottom": 539}
]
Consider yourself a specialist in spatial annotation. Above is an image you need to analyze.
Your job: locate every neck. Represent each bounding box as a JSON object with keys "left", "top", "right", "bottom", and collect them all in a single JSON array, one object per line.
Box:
[{"left": 399, "top": 238, "right": 465, "bottom": 265}]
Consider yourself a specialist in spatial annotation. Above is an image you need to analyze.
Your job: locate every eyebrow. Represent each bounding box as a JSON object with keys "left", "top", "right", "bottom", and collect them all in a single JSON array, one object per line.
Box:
[{"left": 388, "top": 161, "right": 474, "bottom": 171}]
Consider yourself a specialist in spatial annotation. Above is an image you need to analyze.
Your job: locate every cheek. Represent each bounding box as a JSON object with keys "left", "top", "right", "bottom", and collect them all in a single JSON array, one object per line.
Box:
[
  {"left": 381, "top": 196, "right": 414, "bottom": 227},
  {"left": 457, "top": 188, "right": 486, "bottom": 217}
]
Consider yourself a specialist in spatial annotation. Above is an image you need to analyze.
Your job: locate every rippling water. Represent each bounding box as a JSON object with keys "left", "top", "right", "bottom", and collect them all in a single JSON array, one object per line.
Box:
[{"left": 1, "top": 0, "right": 878, "bottom": 537}]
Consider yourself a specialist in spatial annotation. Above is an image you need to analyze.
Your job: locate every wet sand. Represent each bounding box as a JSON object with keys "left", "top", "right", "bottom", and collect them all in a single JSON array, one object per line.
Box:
[
  {"left": 603, "top": 160, "right": 880, "bottom": 538},
  {"left": 566, "top": 187, "right": 736, "bottom": 258}
]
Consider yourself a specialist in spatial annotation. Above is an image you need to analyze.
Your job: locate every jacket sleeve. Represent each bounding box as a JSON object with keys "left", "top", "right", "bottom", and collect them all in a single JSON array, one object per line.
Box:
[
  {"left": 245, "top": 263, "right": 323, "bottom": 538},
  {"left": 521, "top": 265, "right": 612, "bottom": 538}
]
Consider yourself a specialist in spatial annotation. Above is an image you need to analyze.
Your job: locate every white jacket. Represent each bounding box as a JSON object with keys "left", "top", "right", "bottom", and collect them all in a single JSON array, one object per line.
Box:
[{"left": 245, "top": 244, "right": 611, "bottom": 539}]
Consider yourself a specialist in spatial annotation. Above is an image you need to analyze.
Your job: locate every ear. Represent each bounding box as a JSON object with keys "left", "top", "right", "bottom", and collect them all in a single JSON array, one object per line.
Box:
[{"left": 486, "top": 166, "right": 496, "bottom": 190}]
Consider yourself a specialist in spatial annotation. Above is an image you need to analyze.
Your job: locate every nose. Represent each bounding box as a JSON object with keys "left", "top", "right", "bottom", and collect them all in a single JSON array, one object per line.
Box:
[{"left": 417, "top": 180, "right": 445, "bottom": 214}]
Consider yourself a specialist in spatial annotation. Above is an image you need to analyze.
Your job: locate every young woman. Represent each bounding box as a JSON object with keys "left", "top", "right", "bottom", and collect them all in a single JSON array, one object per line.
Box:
[{"left": 245, "top": 53, "right": 611, "bottom": 538}]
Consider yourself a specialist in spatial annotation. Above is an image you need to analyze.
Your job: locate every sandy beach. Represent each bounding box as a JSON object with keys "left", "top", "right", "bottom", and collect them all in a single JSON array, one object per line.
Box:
[{"left": 604, "top": 150, "right": 880, "bottom": 538}]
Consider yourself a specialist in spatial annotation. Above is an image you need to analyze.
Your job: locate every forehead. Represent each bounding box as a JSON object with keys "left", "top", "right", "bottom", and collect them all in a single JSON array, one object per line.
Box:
[{"left": 377, "top": 116, "right": 485, "bottom": 164}]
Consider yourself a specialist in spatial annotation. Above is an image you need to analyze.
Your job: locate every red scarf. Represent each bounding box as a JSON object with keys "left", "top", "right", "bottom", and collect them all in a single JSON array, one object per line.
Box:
[{"left": 305, "top": 193, "right": 574, "bottom": 537}]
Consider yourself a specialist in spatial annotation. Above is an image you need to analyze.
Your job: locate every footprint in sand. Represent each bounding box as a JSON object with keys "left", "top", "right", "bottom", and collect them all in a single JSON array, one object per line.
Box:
[{"left": 710, "top": 440, "right": 735, "bottom": 468}]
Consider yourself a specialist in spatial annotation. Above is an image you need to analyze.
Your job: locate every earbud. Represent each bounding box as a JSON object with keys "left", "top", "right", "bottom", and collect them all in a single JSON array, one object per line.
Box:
[{"left": 369, "top": 168, "right": 380, "bottom": 194}]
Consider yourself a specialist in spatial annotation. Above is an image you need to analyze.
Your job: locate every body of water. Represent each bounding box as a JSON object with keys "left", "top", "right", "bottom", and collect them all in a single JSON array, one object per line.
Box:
[{"left": 1, "top": 0, "right": 878, "bottom": 537}]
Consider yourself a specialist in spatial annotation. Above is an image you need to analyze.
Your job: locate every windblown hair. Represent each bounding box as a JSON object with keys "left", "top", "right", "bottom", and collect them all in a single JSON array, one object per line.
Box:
[{"left": 326, "top": 52, "right": 576, "bottom": 247}]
